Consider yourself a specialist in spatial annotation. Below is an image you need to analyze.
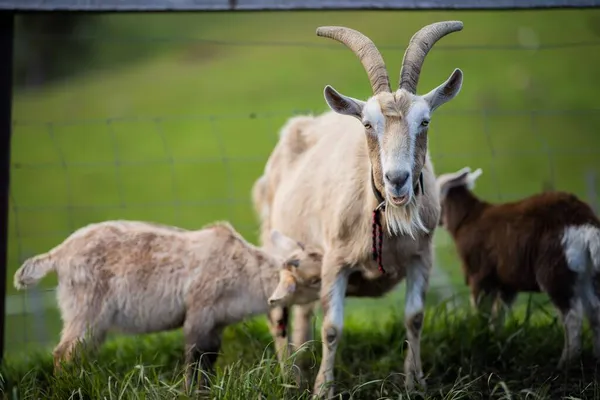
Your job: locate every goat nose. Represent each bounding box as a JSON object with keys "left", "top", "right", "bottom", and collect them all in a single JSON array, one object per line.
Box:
[{"left": 385, "top": 170, "right": 410, "bottom": 187}]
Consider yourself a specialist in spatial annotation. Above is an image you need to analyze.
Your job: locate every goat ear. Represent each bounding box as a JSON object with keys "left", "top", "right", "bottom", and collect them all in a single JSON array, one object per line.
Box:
[
  {"left": 437, "top": 167, "right": 470, "bottom": 187},
  {"left": 466, "top": 168, "right": 483, "bottom": 189},
  {"left": 323, "top": 85, "right": 365, "bottom": 119},
  {"left": 270, "top": 229, "right": 299, "bottom": 254},
  {"left": 454, "top": 166, "right": 471, "bottom": 177},
  {"left": 437, "top": 167, "right": 472, "bottom": 197},
  {"left": 423, "top": 68, "right": 463, "bottom": 112}
]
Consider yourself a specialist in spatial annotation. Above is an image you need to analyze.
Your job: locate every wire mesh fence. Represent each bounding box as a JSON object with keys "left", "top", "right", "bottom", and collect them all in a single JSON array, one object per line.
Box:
[{"left": 6, "top": 11, "right": 600, "bottom": 355}]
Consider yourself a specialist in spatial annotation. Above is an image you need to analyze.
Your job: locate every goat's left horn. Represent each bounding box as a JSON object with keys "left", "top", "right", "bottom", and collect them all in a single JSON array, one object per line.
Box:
[
  {"left": 398, "top": 21, "right": 463, "bottom": 94},
  {"left": 316, "top": 26, "right": 391, "bottom": 95}
]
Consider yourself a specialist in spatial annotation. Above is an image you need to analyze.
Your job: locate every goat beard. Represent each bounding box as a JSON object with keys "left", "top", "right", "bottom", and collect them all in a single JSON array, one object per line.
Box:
[{"left": 384, "top": 197, "right": 428, "bottom": 239}]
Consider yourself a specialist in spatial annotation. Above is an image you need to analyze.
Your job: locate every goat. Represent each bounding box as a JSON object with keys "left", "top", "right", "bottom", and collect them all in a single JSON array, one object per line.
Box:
[
  {"left": 13, "top": 220, "right": 323, "bottom": 390},
  {"left": 254, "top": 21, "right": 465, "bottom": 397},
  {"left": 437, "top": 167, "right": 600, "bottom": 368}
]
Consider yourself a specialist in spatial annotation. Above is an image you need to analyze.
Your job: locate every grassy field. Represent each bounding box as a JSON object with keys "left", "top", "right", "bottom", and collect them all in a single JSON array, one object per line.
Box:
[
  {"left": 4, "top": 9, "right": 600, "bottom": 397},
  {"left": 3, "top": 302, "right": 600, "bottom": 399}
]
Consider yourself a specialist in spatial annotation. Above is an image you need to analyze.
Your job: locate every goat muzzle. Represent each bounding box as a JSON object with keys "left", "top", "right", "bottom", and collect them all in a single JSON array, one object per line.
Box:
[{"left": 389, "top": 194, "right": 410, "bottom": 207}]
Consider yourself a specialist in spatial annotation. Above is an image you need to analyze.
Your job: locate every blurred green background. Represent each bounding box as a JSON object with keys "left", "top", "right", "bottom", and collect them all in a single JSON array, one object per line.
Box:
[{"left": 6, "top": 9, "right": 600, "bottom": 354}]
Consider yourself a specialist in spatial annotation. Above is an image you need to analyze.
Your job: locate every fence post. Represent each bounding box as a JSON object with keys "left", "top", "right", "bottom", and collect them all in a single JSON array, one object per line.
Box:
[{"left": 0, "top": 11, "right": 15, "bottom": 364}]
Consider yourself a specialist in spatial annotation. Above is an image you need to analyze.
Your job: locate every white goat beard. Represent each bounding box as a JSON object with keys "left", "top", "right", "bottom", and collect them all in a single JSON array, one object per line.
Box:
[{"left": 383, "top": 198, "right": 429, "bottom": 239}]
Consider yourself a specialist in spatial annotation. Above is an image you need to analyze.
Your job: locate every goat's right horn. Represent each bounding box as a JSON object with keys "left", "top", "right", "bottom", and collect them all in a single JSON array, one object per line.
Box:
[
  {"left": 316, "top": 26, "right": 391, "bottom": 95},
  {"left": 398, "top": 21, "right": 464, "bottom": 94}
]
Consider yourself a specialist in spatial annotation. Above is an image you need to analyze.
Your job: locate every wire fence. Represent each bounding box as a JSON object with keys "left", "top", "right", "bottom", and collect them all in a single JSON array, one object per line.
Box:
[{"left": 6, "top": 20, "right": 600, "bottom": 354}]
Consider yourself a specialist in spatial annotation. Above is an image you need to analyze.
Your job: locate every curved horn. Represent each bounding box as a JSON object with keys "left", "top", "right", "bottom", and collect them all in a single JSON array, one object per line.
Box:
[
  {"left": 316, "top": 26, "right": 391, "bottom": 95},
  {"left": 399, "top": 21, "right": 463, "bottom": 94}
]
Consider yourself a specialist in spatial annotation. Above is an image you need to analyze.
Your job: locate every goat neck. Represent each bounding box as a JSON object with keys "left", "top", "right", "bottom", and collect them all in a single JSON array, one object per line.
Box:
[
  {"left": 444, "top": 187, "right": 487, "bottom": 236},
  {"left": 369, "top": 167, "right": 425, "bottom": 274}
]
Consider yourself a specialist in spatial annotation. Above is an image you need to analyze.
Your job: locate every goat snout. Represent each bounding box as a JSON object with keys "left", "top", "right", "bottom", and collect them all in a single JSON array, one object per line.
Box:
[
  {"left": 385, "top": 170, "right": 410, "bottom": 188},
  {"left": 384, "top": 170, "right": 412, "bottom": 206}
]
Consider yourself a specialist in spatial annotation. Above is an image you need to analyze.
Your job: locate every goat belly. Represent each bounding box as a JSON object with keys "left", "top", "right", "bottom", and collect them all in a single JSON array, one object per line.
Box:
[{"left": 345, "top": 270, "right": 402, "bottom": 297}]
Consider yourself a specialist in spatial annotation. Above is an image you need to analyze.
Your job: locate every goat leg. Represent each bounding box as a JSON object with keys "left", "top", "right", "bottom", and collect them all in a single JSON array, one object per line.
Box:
[
  {"left": 557, "top": 299, "right": 583, "bottom": 369},
  {"left": 312, "top": 261, "right": 349, "bottom": 399},
  {"left": 403, "top": 256, "right": 430, "bottom": 390},
  {"left": 490, "top": 290, "right": 517, "bottom": 332},
  {"left": 53, "top": 315, "right": 107, "bottom": 374},
  {"left": 183, "top": 327, "right": 222, "bottom": 393},
  {"left": 291, "top": 302, "right": 317, "bottom": 389},
  {"left": 267, "top": 305, "right": 292, "bottom": 371}
]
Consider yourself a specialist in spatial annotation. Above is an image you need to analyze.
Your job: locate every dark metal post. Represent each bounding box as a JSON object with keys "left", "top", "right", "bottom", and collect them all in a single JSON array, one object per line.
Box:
[{"left": 0, "top": 11, "right": 15, "bottom": 363}]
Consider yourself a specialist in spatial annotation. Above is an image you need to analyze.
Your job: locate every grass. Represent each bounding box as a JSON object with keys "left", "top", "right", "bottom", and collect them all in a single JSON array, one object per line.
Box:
[{"left": 3, "top": 298, "right": 600, "bottom": 399}]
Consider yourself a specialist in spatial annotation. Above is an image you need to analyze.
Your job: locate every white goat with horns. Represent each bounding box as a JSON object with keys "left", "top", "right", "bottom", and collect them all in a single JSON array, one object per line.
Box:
[{"left": 256, "top": 21, "right": 465, "bottom": 398}]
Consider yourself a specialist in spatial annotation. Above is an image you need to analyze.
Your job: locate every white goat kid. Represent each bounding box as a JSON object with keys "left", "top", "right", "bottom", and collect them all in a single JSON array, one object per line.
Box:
[{"left": 13, "top": 220, "right": 322, "bottom": 391}]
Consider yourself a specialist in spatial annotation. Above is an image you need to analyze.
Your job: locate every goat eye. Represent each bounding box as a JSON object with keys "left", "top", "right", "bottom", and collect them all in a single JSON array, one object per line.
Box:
[
  {"left": 309, "top": 278, "right": 320, "bottom": 285},
  {"left": 363, "top": 121, "right": 372, "bottom": 129},
  {"left": 421, "top": 119, "right": 430, "bottom": 127}
]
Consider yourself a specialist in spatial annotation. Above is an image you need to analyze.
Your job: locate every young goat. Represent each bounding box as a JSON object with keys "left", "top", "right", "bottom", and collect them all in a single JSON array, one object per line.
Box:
[
  {"left": 13, "top": 220, "right": 322, "bottom": 389},
  {"left": 437, "top": 167, "right": 600, "bottom": 368}
]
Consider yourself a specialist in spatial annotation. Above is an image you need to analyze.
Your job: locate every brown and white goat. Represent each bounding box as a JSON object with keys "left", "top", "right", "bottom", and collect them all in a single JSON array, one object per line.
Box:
[
  {"left": 13, "top": 220, "right": 322, "bottom": 389},
  {"left": 254, "top": 21, "right": 465, "bottom": 397},
  {"left": 437, "top": 167, "right": 600, "bottom": 368}
]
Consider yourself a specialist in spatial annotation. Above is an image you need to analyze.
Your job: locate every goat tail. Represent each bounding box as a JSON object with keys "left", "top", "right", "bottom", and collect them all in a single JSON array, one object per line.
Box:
[
  {"left": 589, "top": 227, "right": 600, "bottom": 272},
  {"left": 13, "top": 253, "right": 56, "bottom": 290}
]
